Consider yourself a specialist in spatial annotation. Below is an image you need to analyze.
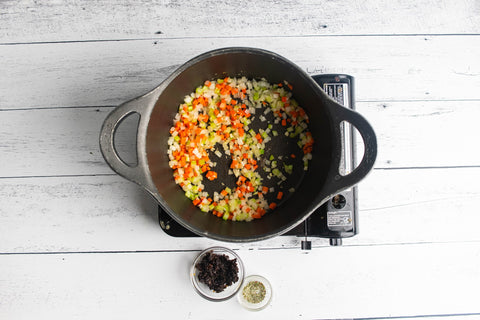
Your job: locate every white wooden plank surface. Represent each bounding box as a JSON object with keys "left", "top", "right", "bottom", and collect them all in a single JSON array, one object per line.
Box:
[
  {"left": 1, "top": 0, "right": 479, "bottom": 43},
  {"left": 362, "top": 100, "right": 480, "bottom": 168},
  {"left": 1, "top": 243, "right": 479, "bottom": 320},
  {"left": 1, "top": 36, "right": 480, "bottom": 109},
  {"left": 1, "top": 168, "right": 479, "bottom": 253},
  {"left": 2, "top": 0, "right": 480, "bottom": 318}
]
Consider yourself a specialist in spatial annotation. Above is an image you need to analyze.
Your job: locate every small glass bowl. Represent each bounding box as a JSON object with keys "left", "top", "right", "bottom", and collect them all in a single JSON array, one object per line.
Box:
[
  {"left": 190, "top": 246, "right": 244, "bottom": 301},
  {"left": 237, "top": 275, "right": 272, "bottom": 311}
]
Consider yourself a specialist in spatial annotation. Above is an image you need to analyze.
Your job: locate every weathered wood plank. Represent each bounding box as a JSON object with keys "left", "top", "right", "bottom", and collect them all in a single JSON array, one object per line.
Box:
[
  {"left": 1, "top": 168, "right": 479, "bottom": 253},
  {"left": 1, "top": 100, "right": 478, "bottom": 178},
  {"left": 1, "top": 36, "right": 480, "bottom": 109},
  {"left": 355, "top": 167, "right": 480, "bottom": 246},
  {"left": 1, "top": 243, "right": 479, "bottom": 319},
  {"left": 0, "top": 0, "right": 479, "bottom": 43},
  {"left": 360, "top": 100, "right": 480, "bottom": 168}
]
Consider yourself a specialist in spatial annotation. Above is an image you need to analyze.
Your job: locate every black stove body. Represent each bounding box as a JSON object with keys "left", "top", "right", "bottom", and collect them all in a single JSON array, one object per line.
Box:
[{"left": 158, "top": 74, "right": 358, "bottom": 248}]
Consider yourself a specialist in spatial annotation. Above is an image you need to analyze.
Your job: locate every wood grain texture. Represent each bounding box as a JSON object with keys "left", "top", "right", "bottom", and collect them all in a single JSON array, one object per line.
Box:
[
  {"left": 1, "top": 36, "right": 480, "bottom": 109},
  {"left": 1, "top": 168, "right": 479, "bottom": 253},
  {"left": 1, "top": 243, "right": 479, "bottom": 319},
  {"left": 0, "top": 0, "right": 479, "bottom": 43}
]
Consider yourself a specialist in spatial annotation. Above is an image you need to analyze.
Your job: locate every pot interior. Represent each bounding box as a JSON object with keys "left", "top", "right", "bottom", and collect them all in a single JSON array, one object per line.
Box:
[{"left": 146, "top": 49, "right": 335, "bottom": 241}]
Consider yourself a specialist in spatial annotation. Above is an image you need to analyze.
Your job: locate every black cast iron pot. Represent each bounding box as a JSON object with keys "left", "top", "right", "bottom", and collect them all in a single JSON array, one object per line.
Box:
[{"left": 100, "top": 47, "right": 377, "bottom": 242}]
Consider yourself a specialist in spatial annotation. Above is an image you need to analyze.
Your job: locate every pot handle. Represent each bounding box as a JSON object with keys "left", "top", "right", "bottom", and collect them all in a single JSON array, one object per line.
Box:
[
  {"left": 99, "top": 91, "right": 158, "bottom": 190},
  {"left": 324, "top": 100, "right": 377, "bottom": 195}
]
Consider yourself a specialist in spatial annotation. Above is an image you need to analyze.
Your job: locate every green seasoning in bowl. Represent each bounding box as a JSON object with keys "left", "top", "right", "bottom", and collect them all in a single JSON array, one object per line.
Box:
[
  {"left": 237, "top": 275, "right": 272, "bottom": 310},
  {"left": 242, "top": 280, "right": 266, "bottom": 303}
]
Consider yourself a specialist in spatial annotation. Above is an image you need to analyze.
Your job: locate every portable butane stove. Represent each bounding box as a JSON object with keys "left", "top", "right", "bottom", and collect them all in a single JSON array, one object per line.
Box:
[{"left": 158, "top": 74, "right": 358, "bottom": 249}]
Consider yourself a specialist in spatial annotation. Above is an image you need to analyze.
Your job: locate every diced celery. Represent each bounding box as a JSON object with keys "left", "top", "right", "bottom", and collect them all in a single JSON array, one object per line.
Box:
[
  {"left": 272, "top": 168, "right": 281, "bottom": 177},
  {"left": 284, "top": 164, "right": 293, "bottom": 175},
  {"left": 185, "top": 191, "right": 195, "bottom": 200}
]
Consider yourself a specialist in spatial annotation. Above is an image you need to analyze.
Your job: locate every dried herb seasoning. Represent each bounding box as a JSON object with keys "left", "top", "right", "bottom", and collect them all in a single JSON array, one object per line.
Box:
[
  {"left": 195, "top": 251, "right": 239, "bottom": 292},
  {"left": 242, "top": 280, "right": 266, "bottom": 304}
]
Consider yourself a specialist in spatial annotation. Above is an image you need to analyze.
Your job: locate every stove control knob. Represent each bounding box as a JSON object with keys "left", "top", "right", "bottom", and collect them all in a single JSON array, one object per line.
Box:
[
  {"left": 330, "top": 238, "right": 343, "bottom": 246},
  {"left": 301, "top": 240, "right": 312, "bottom": 250}
]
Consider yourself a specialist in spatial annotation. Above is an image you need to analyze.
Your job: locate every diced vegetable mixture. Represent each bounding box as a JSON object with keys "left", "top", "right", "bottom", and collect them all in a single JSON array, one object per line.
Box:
[{"left": 167, "top": 77, "right": 314, "bottom": 221}]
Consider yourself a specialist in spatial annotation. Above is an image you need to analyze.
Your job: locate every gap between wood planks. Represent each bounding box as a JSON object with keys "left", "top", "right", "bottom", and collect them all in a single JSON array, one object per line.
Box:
[
  {"left": 0, "top": 33, "right": 480, "bottom": 46},
  {"left": 3, "top": 97, "right": 480, "bottom": 111},
  {"left": 1, "top": 33, "right": 480, "bottom": 46},
  {"left": 335, "top": 312, "right": 480, "bottom": 320},
  {"left": 1, "top": 166, "right": 479, "bottom": 180},
  {"left": 1, "top": 239, "right": 479, "bottom": 256}
]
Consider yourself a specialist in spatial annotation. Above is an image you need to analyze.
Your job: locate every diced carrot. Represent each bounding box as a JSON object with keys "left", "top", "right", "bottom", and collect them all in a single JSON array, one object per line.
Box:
[
  {"left": 269, "top": 202, "right": 277, "bottom": 210},
  {"left": 281, "top": 119, "right": 287, "bottom": 126},
  {"left": 236, "top": 176, "right": 246, "bottom": 185},
  {"left": 205, "top": 170, "right": 217, "bottom": 181},
  {"left": 277, "top": 191, "right": 283, "bottom": 200},
  {"left": 262, "top": 186, "right": 269, "bottom": 194},
  {"left": 252, "top": 213, "right": 261, "bottom": 219}
]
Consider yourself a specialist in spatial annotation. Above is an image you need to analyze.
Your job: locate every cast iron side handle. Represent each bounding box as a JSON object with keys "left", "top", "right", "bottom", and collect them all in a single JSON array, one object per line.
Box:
[
  {"left": 99, "top": 91, "right": 158, "bottom": 191},
  {"left": 325, "top": 100, "right": 377, "bottom": 196}
]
